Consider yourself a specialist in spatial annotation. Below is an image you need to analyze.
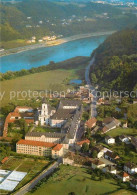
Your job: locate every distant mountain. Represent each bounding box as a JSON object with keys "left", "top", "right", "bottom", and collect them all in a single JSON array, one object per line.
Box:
[{"left": 90, "top": 27, "right": 137, "bottom": 91}]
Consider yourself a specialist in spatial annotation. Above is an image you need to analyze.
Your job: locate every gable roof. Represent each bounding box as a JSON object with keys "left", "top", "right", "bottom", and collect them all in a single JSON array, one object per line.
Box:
[
  {"left": 118, "top": 171, "right": 129, "bottom": 178},
  {"left": 52, "top": 144, "right": 63, "bottom": 151},
  {"left": 59, "top": 100, "right": 81, "bottom": 108},
  {"left": 50, "top": 109, "right": 76, "bottom": 120},
  {"left": 76, "top": 139, "right": 90, "bottom": 146},
  {"left": 105, "top": 151, "right": 120, "bottom": 159},
  {"left": 85, "top": 118, "right": 97, "bottom": 129},
  {"left": 17, "top": 139, "right": 56, "bottom": 148}
]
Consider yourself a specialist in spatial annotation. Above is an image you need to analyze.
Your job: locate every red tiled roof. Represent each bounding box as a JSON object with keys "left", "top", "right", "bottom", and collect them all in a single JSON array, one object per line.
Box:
[
  {"left": 85, "top": 117, "right": 97, "bottom": 129},
  {"left": 1, "top": 157, "right": 9, "bottom": 164},
  {"left": 52, "top": 144, "right": 63, "bottom": 151},
  {"left": 123, "top": 172, "right": 129, "bottom": 177},
  {"left": 17, "top": 139, "right": 56, "bottom": 148},
  {"left": 76, "top": 139, "right": 90, "bottom": 146}
]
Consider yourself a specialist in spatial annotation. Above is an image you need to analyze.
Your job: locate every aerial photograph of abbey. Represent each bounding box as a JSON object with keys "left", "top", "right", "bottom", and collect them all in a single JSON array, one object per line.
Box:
[{"left": 0, "top": 0, "right": 137, "bottom": 194}]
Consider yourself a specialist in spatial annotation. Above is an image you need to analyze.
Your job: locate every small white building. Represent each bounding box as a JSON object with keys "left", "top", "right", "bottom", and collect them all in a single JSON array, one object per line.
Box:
[
  {"left": 105, "top": 136, "right": 115, "bottom": 144},
  {"left": 124, "top": 162, "right": 137, "bottom": 175}
]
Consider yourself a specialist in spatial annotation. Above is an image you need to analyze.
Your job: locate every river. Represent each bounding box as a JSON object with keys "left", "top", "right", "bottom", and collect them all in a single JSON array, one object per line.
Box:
[{"left": 0, "top": 35, "right": 107, "bottom": 73}]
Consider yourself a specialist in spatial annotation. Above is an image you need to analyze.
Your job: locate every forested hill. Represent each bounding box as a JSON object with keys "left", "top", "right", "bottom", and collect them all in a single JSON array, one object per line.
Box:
[
  {"left": 1, "top": 0, "right": 137, "bottom": 42},
  {"left": 90, "top": 28, "right": 137, "bottom": 92}
]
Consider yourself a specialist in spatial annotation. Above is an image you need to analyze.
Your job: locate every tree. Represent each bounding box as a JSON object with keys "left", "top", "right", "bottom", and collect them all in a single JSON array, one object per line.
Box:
[
  {"left": 91, "top": 73, "right": 98, "bottom": 84},
  {"left": 92, "top": 150, "right": 97, "bottom": 158},
  {"left": 81, "top": 143, "right": 89, "bottom": 153}
]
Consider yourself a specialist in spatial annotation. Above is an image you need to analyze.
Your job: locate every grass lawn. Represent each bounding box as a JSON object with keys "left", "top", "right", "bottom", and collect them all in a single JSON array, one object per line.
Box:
[
  {"left": 0, "top": 156, "right": 50, "bottom": 191},
  {"left": 106, "top": 127, "right": 137, "bottom": 137},
  {"left": 34, "top": 126, "right": 61, "bottom": 133},
  {"left": 0, "top": 69, "right": 75, "bottom": 106},
  {"left": 27, "top": 165, "right": 136, "bottom": 195}
]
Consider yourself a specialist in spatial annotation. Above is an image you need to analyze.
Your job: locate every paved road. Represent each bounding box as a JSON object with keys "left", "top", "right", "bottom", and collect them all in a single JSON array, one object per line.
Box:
[
  {"left": 85, "top": 57, "right": 97, "bottom": 117},
  {"left": 15, "top": 160, "right": 61, "bottom": 195}
]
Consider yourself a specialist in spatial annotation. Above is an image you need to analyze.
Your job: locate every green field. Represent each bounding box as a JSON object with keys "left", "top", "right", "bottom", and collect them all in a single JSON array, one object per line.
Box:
[
  {"left": 106, "top": 127, "right": 137, "bottom": 137},
  {"left": 34, "top": 126, "right": 61, "bottom": 133},
  {"left": 0, "top": 69, "right": 75, "bottom": 106},
  {"left": 27, "top": 165, "right": 135, "bottom": 195}
]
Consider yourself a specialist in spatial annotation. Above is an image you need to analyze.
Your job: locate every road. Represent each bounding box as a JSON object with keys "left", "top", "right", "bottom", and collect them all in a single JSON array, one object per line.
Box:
[
  {"left": 14, "top": 160, "right": 61, "bottom": 195},
  {"left": 85, "top": 56, "right": 97, "bottom": 117}
]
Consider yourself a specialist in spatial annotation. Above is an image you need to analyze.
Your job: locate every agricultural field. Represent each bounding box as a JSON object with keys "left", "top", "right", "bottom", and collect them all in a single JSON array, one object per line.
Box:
[
  {"left": 27, "top": 165, "right": 136, "bottom": 195},
  {"left": 0, "top": 69, "right": 74, "bottom": 106},
  {"left": 0, "top": 156, "right": 50, "bottom": 192},
  {"left": 106, "top": 127, "right": 137, "bottom": 137}
]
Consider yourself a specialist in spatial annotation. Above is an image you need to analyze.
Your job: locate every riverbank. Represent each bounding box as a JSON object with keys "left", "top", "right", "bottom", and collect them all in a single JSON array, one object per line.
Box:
[{"left": 0, "top": 31, "right": 116, "bottom": 57}]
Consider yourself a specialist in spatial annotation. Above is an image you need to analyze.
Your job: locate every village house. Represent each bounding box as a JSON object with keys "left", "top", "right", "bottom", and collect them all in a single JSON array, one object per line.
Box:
[
  {"left": 91, "top": 159, "right": 106, "bottom": 169},
  {"left": 75, "top": 139, "right": 90, "bottom": 150},
  {"left": 130, "top": 179, "right": 137, "bottom": 190},
  {"left": 124, "top": 162, "right": 137, "bottom": 174},
  {"left": 85, "top": 118, "right": 97, "bottom": 129},
  {"left": 102, "top": 165, "right": 117, "bottom": 174},
  {"left": 117, "top": 171, "right": 130, "bottom": 182},
  {"left": 92, "top": 145, "right": 105, "bottom": 158},
  {"left": 105, "top": 136, "right": 115, "bottom": 145},
  {"left": 16, "top": 139, "right": 63, "bottom": 159},
  {"left": 63, "top": 152, "right": 93, "bottom": 166},
  {"left": 102, "top": 117, "right": 121, "bottom": 134},
  {"left": 104, "top": 151, "right": 120, "bottom": 163},
  {"left": 119, "top": 135, "right": 130, "bottom": 144}
]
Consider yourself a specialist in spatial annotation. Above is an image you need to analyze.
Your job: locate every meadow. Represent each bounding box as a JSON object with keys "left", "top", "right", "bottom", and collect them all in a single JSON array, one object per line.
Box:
[
  {"left": 106, "top": 127, "right": 137, "bottom": 137},
  {"left": 0, "top": 69, "right": 75, "bottom": 106},
  {"left": 27, "top": 165, "right": 136, "bottom": 195}
]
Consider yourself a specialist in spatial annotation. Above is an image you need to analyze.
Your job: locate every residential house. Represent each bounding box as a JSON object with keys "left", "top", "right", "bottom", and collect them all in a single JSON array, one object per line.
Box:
[
  {"left": 85, "top": 118, "right": 97, "bottom": 129},
  {"left": 103, "top": 165, "right": 117, "bottom": 174},
  {"left": 91, "top": 159, "right": 106, "bottom": 169},
  {"left": 119, "top": 135, "right": 130, "bottom": 144},
  {"left": 102, "top": 117, "right": 120, "bottom": 134},
  {"left": 104, "top": 151, "right": 120, "bottom": 163},
  {"left": 117, "top": 172, "right": 130, "bottom": 182},
  {"left": 105, "top": 136, "right": 115, "bottom": 144},
  {"left": 63, "top": 152, "right": 93, "bottom": 166},
  {"left": 124, "top": 162, "right": 137, "bottom": 174},
  {"left": 92, "top": 145, "right": 105, "bottom": 158},
  {"left": 76, "top": 139, "right": 90, "bottom": 150}
]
